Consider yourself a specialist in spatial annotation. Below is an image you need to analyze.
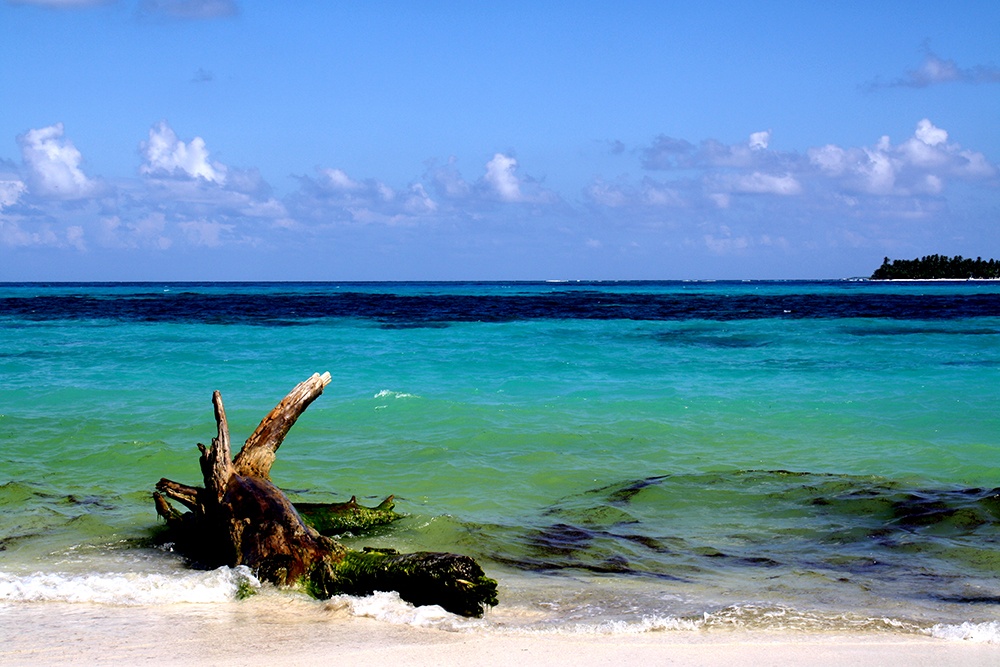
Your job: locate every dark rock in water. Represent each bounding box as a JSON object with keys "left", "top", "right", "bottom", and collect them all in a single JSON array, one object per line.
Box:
[
  {"left": 473, "top": 469, "right": 1000, "bottom": 594},
  {"left": 932, "top": 595, "right": 1000, "bottom": 605},
  {"left": 603, "top": 475, "right": 669, "bottom": 504},
  {"left": 530, "top": 523, "right": 594, "bottom": 556}
]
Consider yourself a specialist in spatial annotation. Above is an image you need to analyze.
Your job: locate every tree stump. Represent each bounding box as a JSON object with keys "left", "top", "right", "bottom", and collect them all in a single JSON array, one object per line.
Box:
[{"left": 153, "top": 372, "right": 498, "bottom": 617}]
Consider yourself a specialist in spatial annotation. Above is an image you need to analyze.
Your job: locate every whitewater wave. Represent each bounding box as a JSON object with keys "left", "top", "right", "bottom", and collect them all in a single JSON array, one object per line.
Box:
[
  {"left": 0, "top": 566, "right": 260, "bottom": 605},
  {"left": 324, "top": 590, "right": 484, "bottom": 631},
  {"left": 929, "top": 621, "right": 1000, "bottom": 644},
  {"left": 4, "top": 566, "right": 997, "bottom": 643},
  {"left": 373, "top": 389, "right": 417, "bottom": 399}
]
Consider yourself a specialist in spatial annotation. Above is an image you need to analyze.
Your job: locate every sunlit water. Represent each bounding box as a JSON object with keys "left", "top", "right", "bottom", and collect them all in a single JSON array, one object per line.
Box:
[{"left": 1, "top": 281, "right": 999, "bottom": 640}]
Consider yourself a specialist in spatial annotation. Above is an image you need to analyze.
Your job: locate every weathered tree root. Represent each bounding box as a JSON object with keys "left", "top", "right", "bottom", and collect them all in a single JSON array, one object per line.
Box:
[{"left": 154, "top": 373, "right": 497, "bottom": 617}]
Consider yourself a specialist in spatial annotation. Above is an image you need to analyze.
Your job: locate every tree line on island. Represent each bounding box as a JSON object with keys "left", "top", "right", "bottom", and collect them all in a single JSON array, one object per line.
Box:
[{"left": 871, "top": 255, "right": 1000, "bottom": 280}]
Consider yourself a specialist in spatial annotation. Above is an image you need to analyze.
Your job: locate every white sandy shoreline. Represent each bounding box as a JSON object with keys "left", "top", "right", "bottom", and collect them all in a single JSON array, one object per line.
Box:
[{"left": 2, "top": 601, "right": 997, "bottom": 667}]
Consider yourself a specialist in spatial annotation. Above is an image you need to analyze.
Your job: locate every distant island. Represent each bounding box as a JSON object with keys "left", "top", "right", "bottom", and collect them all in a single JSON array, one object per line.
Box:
[{"left": 871, "top": 255, "right": 1000, "bottom": 280}]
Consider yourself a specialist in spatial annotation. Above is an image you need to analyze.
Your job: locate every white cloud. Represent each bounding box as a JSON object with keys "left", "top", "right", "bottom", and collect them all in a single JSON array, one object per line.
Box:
[
  {"left": 426, "top": 157, "right": 472, "bottom": 199},
  {"left": 292, "top": 166, "right": 440, "bottom": 225},
  {"left": 0, "top": 179, "right": 27, "bottom": 209},
  {"left": 17, "top": 123, "right": 97, "bottom": 198},
  {"left": 642, "top": 131, "right": 790, "bottom": 171},
  {"left": 141, "top": 121, "right": 226, "bottom": 183},
  {"left": 808, "top": 144, "right": 848, "bottom": 176},
  {"left": 100, "top": 213, "right": 173, "bottom": 249},
  {"left": 479, "top": 153, "right": 558, "bottom": 204},
  {"left": 914, "top": 119, "right": 948, "bottom": 146},
  {"left": 749, "top": 130, "right": 771, "bottom": 151},
  {"left": 484, "top": 153, "right": 522, "bottom": 202},
  {"left": 585, "top": 179, "right": 633, "bottom": 208},
  {"left": 178, "top": 219, "right": 234, "bottom": 246},
  {"left": 404, "top": 183, "right": 437, "bottom": 214},
  {"left": 640, "top": 135, "right": 695, "bottom": 169},
  {"left": 806, "top": 118, "right": 995, "bottom": 197},
  {"left": 0, "top": 219, "right": 60, "bottom": 248},
  {"left": 955, "top": 149, "right": 995, "bottom": 178},
  {"left": 598, "top": 117, "right": 998, "bottom": 229},
  {"left": 290, "top": 152, "right": 560, "bottom": 229},
  {"left": 321, "top": 168, "right": 361, "bottom": 191},
  {"left": 0, "top": 212, "right": 90, "bottom": 249},
  {"left": 2, "top": 116, "right": 995, "bottom": 269},
  {"left": 859, "top": 148, "right": 896, "bottom": 195},
  {"left": 923, "top": 174, "right": 943, "bottom": 194},
  {"left": 866, "top": 48, "right": 1000, "bottom": 90},
  {"left": 729, "top": 172, "right": 802, "bottom": 195},
  {"left": 642, "top": 180, "right": 684, "bottom": 206}
]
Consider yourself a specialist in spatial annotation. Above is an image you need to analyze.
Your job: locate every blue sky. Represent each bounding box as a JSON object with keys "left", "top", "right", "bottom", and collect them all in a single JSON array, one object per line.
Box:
[{"left": 1, "top": 1, "right": 998, "bottom": 280}]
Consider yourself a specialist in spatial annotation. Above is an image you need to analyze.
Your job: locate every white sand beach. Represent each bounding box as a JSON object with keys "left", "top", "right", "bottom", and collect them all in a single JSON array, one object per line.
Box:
[{"left": 2, "top": 599, "right": 997, "bottom": 667}]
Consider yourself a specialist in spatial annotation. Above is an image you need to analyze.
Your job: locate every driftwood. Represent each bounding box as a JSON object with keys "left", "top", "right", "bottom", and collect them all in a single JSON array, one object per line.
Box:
[{"left": 153, "top": 372, "right": 497, "bottom": 617}]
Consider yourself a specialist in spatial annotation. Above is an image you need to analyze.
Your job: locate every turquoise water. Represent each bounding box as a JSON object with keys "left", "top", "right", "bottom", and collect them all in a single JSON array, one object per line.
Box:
[{"left": 1, "top": 281, "right": 999, "bottom": 636}]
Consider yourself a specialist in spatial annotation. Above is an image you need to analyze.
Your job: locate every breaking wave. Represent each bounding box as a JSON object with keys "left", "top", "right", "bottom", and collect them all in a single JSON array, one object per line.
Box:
[{"left": 0, "top": 566, "right": 260, "bottom": 605}]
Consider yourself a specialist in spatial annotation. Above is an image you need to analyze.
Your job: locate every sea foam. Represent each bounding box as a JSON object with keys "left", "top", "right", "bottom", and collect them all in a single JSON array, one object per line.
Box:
[
  {"left": 373, "top": 389, "right": 416, "bottom": 399},
  {"left": 929, "top": 621, "right": 1000, "bottom": 644},
  {"left": 0, "top": 566, "right": 260, "bottom": 605},
  {"left": 324, "top": 590, "right": 484, "bottom": 631}
]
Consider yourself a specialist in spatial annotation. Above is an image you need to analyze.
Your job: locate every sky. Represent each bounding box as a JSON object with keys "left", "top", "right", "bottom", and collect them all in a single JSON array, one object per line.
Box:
[{"left": 1, "top": 1, "right": 999, "bottom": 280}]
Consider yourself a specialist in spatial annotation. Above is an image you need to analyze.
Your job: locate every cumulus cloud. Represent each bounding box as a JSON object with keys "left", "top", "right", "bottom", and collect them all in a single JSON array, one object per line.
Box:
[
  {"left": 426, "top": 157, "right": 473, "bottom": 199},
  {"left": 483, "top": 153, "right": 522, "bottom": 202},
  {"left": 0, "top": 178, "right": 27, "bottom": 210},
  {"left": 640, "top": 136, "right": 696, "bottom": 170},
  {"left": 1, "top": 120, "right": 296, "bottom": 252},
  {"left": 290, "top": 166, "right": 437, "bottom": 226},
  {"left": 865, "top": 47, "right": 1000, "bottom": 91},
  {"left": 129, "top": 122, "right": 292, "bottom": 248},
  {"left": 141, "top": 121, "right": 226, "bottom": 183},
  {"left": 17, "top": 123, "right": 98, "bottom": 198},
  {"left": 807, "top": 118, "right": 995, "bottom": 196},
  {"left": 626, "top": 130, "right": 805, "bottom": 206},
  {"left": 99, "top": 213, "right": 172, "bottom": 250},
  {"left": 588, "top": 118, "right": 997, "bottom": 236},
  {"left": 290, "top": 152, "right": 562, "bottom": 228},
  {"left": 642, "top": 130, "right": 784, "bottom": 170},
  {"left": 914, "top": 118, "right": 948, "bottom": 146},
  {"left": 749, "top": 130, "right": 771, "bottom": 151},
  {"left": 726, "top": 172, "right": 801, "bottom": 196},
  {"left": 2, "top": 116, "right": 996, "bottom": 268},
  {"left": 0, "top": 219, "right": 59, "bottom": 248},
  {"left": 478, "top": 153, "right": 557, "bottom": 204}
]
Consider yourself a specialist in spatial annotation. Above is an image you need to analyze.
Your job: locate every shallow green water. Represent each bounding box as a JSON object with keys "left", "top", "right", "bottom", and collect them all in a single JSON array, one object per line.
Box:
[{"left": 1, "top": 281, "right": 999, "bottom": 633}]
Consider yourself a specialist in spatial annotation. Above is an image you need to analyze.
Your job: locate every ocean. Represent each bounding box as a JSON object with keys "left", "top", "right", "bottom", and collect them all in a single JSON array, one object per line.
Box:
[{"left": 1, "top": 280, "right": 999, "bottom": 641}]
